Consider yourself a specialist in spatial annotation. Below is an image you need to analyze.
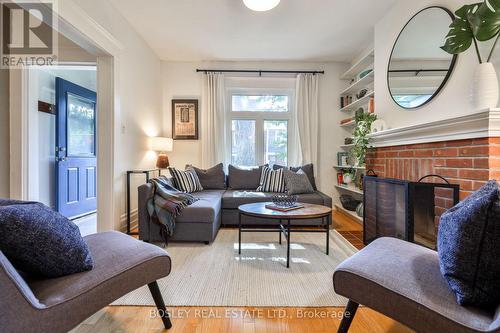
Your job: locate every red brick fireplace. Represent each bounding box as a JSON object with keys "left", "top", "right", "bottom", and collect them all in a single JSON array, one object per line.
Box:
[
  {"left": 358, "top": 110, "right": 500, "bottom": 247},
  {"left": 365, "top": 137, "right": 500, "bottom": 201}
]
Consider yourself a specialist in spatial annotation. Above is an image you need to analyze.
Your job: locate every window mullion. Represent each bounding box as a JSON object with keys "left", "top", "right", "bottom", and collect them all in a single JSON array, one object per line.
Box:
[{"left": 256, "top": 115, "right": 264, "bottom": 166}]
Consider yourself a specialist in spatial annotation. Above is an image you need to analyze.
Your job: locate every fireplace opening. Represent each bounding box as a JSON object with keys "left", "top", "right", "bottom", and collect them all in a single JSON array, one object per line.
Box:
[{"left": 363, "top": 176, "right": 459, "bottom": 249}]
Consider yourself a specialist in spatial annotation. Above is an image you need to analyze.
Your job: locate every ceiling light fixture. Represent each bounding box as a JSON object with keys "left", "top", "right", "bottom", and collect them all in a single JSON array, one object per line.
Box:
[{"left": 243, "top": 0, "right": 280, "bottom": 12}]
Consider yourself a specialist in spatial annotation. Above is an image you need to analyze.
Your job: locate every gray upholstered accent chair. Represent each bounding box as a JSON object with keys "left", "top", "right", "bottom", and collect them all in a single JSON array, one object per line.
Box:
[
  {"left": 333, "top": 237, "right": 500, "bottom": 333},
  {"left": 0, "top": 231, "right": 173, "bottom": 333}
]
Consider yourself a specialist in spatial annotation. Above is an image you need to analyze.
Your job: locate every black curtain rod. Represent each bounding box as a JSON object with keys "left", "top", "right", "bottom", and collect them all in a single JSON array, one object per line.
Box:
[
  {"left": 196, "top": 69, "right": 325, "bottom": 75},
  {"left": 388, "top": 69, "right": 449, "bottom": 72}
]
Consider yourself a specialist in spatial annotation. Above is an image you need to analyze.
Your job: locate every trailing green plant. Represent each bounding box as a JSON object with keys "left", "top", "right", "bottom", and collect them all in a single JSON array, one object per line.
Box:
[
  {"left": 349, "top": 112, "right": 377, "bottom": 166},
  {"left": 441, "top": 0, "right": 500, "bottom": 63}
]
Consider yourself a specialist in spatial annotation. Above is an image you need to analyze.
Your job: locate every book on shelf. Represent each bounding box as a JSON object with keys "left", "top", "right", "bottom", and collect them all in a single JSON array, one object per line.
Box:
[
  {"left": 340, "top": 95, "right": 353, "bottom": 108},
  {"left": 265, "top": 204, "right": 304, "bottom": 212}
]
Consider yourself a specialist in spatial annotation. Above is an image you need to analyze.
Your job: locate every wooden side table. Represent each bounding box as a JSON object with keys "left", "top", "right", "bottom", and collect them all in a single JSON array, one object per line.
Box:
[{"left": 126, "top": 169, "right": 162, "bottom": 235}]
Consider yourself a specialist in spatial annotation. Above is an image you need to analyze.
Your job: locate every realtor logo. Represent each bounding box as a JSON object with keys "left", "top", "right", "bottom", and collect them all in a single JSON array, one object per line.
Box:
[{"left": 1, "top": 0, "right": 57, "bottom": 68}]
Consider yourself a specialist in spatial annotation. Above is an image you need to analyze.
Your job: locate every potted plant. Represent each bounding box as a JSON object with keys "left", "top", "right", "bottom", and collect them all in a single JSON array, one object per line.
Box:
[
  {"left": 343, "top": 170, "right": 354, "bottom": 185},
  {"left": 350, "top": 111, "right": 377, "bottom": 166},
  {"left": 441, "top": 0, "right": 500, "bottom": 110}
]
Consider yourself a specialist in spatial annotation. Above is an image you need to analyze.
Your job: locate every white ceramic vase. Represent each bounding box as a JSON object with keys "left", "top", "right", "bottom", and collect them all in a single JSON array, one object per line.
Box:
[{"left": 472, "top": 62, "right": 499, "bottom": 110}]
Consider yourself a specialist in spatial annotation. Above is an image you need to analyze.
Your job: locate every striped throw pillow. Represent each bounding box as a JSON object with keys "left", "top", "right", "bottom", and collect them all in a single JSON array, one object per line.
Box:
[
  {"left": 256, "top": 166, "right": 286, "bottom": 193},
  {"left": 168, "top": 168, "right": 203, "bottom": 193}
]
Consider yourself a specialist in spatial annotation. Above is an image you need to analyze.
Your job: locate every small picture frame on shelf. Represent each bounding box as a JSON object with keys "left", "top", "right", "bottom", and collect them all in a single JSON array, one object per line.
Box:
[{"left": 337, "top": 152, "right": 349, "bottom": 167}]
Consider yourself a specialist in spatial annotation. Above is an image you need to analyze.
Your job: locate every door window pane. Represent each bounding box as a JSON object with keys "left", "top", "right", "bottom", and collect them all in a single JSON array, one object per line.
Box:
[
  {"left": 264, "top": 120, "right": 288, "bottom": 166},
  {"left": 232, "top": 95, "right": 288, "bottom": 112},
  {"left": 67, "top": 93, "right": 95, "bottom": 156},
  {"left": 231, "top": 120, "right": 256, "bottom": 167}
]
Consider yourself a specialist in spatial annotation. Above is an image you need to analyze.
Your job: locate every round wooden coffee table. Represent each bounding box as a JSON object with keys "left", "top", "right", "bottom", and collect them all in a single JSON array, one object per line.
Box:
[{"left": 238, "top": 202, "right": 332, "bottom": 268}]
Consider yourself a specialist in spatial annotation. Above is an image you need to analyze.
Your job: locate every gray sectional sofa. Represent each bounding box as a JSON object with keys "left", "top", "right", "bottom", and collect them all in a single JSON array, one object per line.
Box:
[{"left": 138, "top": 164, "right": 332, "bottom": 244}]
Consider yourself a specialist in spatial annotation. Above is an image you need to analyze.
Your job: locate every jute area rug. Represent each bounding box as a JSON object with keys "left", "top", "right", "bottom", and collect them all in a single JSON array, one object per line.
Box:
[{"left": 113, "top": 229, "right": 357, "bottom": 307}]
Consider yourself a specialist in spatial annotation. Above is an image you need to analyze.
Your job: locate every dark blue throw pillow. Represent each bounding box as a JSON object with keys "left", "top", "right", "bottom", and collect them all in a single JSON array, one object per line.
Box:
[
  {"left": 438, "top": 180, "right": 500, "bottom": 308},
  {"left": 0, "top": 199, "right": 93, "bottom": 278}
]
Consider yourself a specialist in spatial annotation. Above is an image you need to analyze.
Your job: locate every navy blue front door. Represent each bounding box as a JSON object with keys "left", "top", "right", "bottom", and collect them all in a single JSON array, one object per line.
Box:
[{"left": 56, "top": 78, "right": 97, "bottom": 219}]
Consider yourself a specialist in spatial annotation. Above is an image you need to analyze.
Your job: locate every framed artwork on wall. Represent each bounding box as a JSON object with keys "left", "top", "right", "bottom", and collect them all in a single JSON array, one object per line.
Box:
[{"left": 172, "top": 99, "right": 199, "bottom": 140}]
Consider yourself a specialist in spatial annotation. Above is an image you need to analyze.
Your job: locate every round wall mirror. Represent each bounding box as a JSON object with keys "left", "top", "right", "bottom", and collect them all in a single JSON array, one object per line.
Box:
[{"left": 387, "top": 7, "right": 457, "bottom": 109}]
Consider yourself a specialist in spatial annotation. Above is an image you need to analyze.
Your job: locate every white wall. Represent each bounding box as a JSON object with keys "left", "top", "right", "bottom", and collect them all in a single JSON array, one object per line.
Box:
[
  {"left": 0, "top": 69, "right": 9, "bottom": 198},
  {"left": 161, "top": 61, "right": 347, "bottom": 201},
  {"left": 6, "top": 1, "right": 163, "bottom": 228},
  {"left": 374, "top": 0, "right": 500, "bottom": 129},
  {"left": 71, "top": 0, "right": 163, "bottom": 230}
]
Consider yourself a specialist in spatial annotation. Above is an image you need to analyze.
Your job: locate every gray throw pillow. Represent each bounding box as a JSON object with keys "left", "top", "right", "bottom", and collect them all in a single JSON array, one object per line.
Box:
[
  {"left": 0, "top": 199, "right": 93, "bottom": 278},
  {"left": 187, "top": 163, "right": 226, "bottom": 189},
  {"left": 228, "top": 164, "right": 267, "bottom": 190},
  {"left": 274, "top": 164, "right": 317, "bottom": 190},
  {"left": 284, "top": 168, "right": 315, "bottom": 195},
  {"left": 438, "top": 180, "right": 500, "bottom": 308}
]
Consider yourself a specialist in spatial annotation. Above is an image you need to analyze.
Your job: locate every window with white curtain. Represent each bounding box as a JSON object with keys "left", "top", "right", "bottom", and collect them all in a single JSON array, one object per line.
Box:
[{"left": 226, "top": 87, "right": 295, "bottom": 168}]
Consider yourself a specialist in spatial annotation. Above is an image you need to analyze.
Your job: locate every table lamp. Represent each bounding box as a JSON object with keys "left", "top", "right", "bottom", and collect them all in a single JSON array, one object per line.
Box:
[{"left": 151, "top": 137, "right": 173, "bottom": 169}]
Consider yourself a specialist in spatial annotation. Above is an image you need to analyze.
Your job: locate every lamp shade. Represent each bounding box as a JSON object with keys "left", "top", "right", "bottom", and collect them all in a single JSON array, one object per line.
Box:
[{"left": 151, "top": 137, "right": 173, "bottom": 152}]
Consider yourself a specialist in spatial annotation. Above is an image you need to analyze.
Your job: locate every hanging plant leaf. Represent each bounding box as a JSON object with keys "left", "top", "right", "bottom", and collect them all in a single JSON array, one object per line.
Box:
[
  {"left": 469, "top": 0, "right": 500, "bottom": 41},
  {"left": 441, "top": 3, "right": 481, "bottom": 54}
]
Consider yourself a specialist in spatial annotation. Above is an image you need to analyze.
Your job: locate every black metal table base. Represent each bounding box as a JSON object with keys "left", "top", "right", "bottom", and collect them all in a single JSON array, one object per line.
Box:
[
  {"left": 238, "top": 213, "right": 331, "bottom": 268},
  {"left": 126, "top": 169, "right": 162, "bottom": 235}
]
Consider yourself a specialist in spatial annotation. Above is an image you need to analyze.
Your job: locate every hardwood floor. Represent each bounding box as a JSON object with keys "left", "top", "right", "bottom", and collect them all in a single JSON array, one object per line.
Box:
[
  {"left": 75, "top": 209, "right": 413, "bottom": 333},
  {"left": 332, "top": 208, "right": 362, "bottom": 232},
  {"left": 72, "top": 306, "right": 413, "bottom": 333}
]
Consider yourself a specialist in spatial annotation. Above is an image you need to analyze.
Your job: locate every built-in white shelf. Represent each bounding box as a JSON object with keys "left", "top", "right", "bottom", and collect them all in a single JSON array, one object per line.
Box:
[
  {"left": 335, "top": 184, "right": 363, "bottom": 196},
  {"left": 340, "top": 120, "right": 355, "bottom": 128},
  {"left": 333, "top": 165, "right": 366, "bottom": 170},
  {"left": 340, "top": 49, "right": 375, "bottom": 80},
  {"left": 335, "top": 49, "right": 374, "bottom": 211},
  {"left": 340, "top": 91, "right": 374, "bottom": 113},
  {"left": 335, "top": 204, "right": 363, "bottom": 224},
  {"left": 340, "top": 143, "right": 354, "bottom": 149},
  {"left": 340, "top": 71, "right": 374, "bottom": 96}
]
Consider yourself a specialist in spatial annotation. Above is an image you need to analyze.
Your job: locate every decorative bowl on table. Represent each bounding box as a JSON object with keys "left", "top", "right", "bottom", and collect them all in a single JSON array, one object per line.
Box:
[{"left": 272, "top": 194, "right": 299, "bottom": 208}]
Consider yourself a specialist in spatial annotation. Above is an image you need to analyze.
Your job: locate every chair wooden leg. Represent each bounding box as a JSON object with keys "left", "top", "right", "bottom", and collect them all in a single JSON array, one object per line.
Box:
[
  {"left": 148, "top": 281, "right": 172, "bottom": 329},
  {"left": 338, "top": 300, "right": 359, "bottom": 333}
]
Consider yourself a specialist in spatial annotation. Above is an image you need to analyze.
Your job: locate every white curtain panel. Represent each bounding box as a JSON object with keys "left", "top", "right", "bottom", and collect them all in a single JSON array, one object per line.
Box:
[
  {"left": 295, "top": 73, "right": 319, "bottom": 174},
  {"left": 201, "top": 73, "right": 226, "bottom": 168}
]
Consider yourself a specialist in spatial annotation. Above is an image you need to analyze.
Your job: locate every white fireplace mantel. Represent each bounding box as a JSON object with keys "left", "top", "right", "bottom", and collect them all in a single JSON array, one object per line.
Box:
[{"left": 369, "top": 108, "right": 500, "bottom": 148}]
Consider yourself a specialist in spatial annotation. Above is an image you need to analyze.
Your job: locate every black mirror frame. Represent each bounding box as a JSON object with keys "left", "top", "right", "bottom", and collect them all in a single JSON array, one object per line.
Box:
[{"left": 387, "top": 6, "right": 458, "bottom": 110}]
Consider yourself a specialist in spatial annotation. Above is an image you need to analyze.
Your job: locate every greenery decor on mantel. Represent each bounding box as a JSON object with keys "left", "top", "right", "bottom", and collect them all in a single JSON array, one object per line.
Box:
[
  {"left": 349, "top": 111, "right": 377, "bottom": 167},
  {"left": 441, "top": 0, "right": 500, "bottom": 110}
]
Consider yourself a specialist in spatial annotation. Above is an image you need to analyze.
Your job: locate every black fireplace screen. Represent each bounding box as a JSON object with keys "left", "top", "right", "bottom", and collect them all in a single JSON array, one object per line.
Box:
[{"left": 363, "top": 176, "right": 460, "bottom": 249}]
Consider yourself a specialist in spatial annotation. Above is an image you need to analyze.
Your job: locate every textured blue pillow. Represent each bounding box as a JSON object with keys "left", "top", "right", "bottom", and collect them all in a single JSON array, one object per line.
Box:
[
  {"left": 0, "top": 199, "right": 93, "bottom": 278},
  {"left": 438, "top": 180, "right": 500, "bottom": 308}
]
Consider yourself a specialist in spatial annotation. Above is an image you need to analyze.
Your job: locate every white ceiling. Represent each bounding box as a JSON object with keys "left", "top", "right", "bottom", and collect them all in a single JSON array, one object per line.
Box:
[{"left": 109, "top": 0, "right": 399, "bottom": 62}]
